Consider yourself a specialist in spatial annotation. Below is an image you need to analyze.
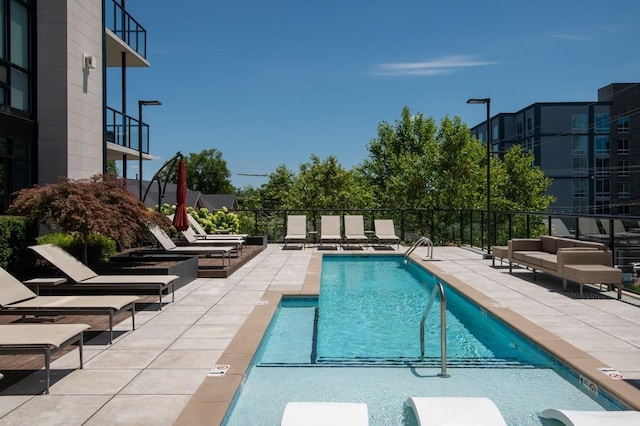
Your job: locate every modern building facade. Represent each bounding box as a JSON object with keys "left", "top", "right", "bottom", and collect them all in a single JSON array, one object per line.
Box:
[
  {"left": 0, "top": 0, "right": 154, "bottom": 212},
  {"left": 470, "top": 83, "right": 640, "bottom": 216}
]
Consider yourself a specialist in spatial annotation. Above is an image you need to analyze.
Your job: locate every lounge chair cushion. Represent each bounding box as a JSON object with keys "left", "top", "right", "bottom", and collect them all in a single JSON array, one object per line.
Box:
[
  {"left": 539, "top": 408, "right": 640, "bottom": 425},
  {"left": 407, "top": 397, "right": 507, "bottom": 426},
  {"left": 281, "top": 402, "right": 369, "bottom": 426}
]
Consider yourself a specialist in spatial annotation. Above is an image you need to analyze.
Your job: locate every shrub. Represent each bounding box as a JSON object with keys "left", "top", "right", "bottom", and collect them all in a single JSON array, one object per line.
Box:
[
  {"left": 0, "top": 215, "right": 38, "bottom": 278},
  {"left": 37, "top": 233, "right": 117, "bottom": 264}
]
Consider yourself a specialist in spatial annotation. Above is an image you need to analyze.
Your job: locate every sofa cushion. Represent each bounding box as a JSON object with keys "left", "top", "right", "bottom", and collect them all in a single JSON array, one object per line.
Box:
[
  {"left": 512, "top": 251, "right": 542, "bottom": 262},
  {"left": 523, "top": 252, "right": 556, "bottom": 268},
  {"left": 555, "top": 238, "right": 578, "bottom": 252},
  {"left": 575, "top": 240, "right": 606, "bottom": 249},
  {"left": 540, "top": 236, "right": 558, "bottom": 254}
]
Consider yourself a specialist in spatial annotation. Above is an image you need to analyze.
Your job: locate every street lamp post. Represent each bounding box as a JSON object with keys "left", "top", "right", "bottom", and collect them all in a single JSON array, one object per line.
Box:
[
  {"left": 138, "top": 100, "right": 162, "bottom": 200},
  {"left": 467, "top": 98, "right": 492, "bottom": 258}
]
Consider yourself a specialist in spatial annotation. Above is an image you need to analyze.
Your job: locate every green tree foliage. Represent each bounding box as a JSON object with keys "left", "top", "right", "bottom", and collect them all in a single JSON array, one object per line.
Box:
[
  {"left": 492, "top": 145, "right": 555, "bottom": 212},
  {"left": 260, "top": 165, "right": 295, "bottom": 209},
  {"left": 165, "top": 149, "right": 234, "bottom": 194},
  {"left": 8, "top": 175, "right": 167, "bottom": 263},
  {"left": 360, "top": 107, "right": 439, "bottom": 209},
  {"left": 288, "top": 155, "right": 374, "bottom": 210}
]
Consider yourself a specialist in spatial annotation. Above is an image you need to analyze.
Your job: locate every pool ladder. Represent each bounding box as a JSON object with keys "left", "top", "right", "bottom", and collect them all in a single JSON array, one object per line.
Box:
[
  {"left": 420, "top": 281, "right": 449, "bottom": 377},
  {"left": 404, "top": 236, "right": 433, "bottom": 262}
]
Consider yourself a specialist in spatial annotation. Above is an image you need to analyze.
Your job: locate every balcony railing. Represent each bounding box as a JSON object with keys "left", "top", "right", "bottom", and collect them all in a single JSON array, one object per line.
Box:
[
  {"left": 105, "top": 0, "right": 147, "bottom": 59},
  {"left": 106, "top": 107, "right": 148, "bottom": 154}
]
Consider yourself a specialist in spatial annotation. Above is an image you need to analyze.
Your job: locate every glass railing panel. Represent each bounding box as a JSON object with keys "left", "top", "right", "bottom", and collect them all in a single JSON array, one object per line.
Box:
[
  {"left": 105, "top": 0, "right": 147, "bottom": 59},
  {"left": 105, "top": 107, "right": 149, "bottom": 154}
]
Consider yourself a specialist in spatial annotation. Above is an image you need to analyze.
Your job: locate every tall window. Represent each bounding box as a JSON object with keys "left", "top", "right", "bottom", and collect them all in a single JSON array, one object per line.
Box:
[
  {"left": 595, "top": 179, "right": 610, "bottom": 198},
  {"left": 618, "top": 160, "right": 629, "bottom": 177},
  {"left": 572, "top": 179, "right": 588, "bottom": 198},
  {"left": 617, "top": 117, "right": 630, "bottom": 133},
  {"left": 572, "top": 135, "right": 588, "bottom": 155},
  {"left": 571, "top": 113, "right": 588, "bottom": 133},
  {"left": 617, "top": 138, "right": 630, "bottom": 154},
  {"left": 526, "top": 117, "right": 533, "bottom": 132},
  {"left": 618, "top": 181, "right": 630, "bottom": 198},
  {"left": 594, "top": 112, "right": 610, "bottom": 133},
  {"left": 1, "top": 0, "right": 31, "bottom": 112},
  {"left": 595, "top": 135, "right": 610, "bottom": 155},
  {"left": 572, "top": 157, "right": 588, "bottom": 176},
  {"left": 595, "top": 157, "right": 610, "bottom": 176}
]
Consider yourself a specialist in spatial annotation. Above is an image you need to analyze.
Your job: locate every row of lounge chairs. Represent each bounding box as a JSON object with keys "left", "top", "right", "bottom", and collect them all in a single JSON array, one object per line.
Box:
[
  {"left": 284, "top": 215, "right": 401, "bottom": 250},
  {"left": 281, "top": 398, "right": 640, "bottom": 425}
]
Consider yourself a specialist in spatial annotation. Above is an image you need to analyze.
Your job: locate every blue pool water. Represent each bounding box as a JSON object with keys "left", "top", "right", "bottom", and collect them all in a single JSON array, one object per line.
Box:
[{"left": 223, "top": 256, "right": 614, "bottom": 425}]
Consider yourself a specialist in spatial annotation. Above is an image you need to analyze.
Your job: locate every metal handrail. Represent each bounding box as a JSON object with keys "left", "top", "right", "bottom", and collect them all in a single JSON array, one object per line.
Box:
[
  {"left": 404, "top": 236, "right": 433, "bottom": 262},
  {"left": 420, "top": 281, "right": 448, "bottom": 377}
]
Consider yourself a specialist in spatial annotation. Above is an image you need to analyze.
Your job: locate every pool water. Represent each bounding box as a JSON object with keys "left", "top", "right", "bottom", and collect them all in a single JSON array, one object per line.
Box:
[{"left": 223, "top": 255, "right": 611, "bottom": 425}]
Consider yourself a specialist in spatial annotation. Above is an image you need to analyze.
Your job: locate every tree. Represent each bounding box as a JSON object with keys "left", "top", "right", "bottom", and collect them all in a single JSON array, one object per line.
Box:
[
  {"left": 360, "top": 106, "right": 439, "bottom": 209},
  {"left": 260, "top": 165, "right": 295, "bottom": 210},
  {"left": 288, "top": 155, "right": 374, "bottom": 210},
  {"left": 165, "top": 149, "right": 234, "bottom": 194},
  {"left": 8, "top": 174, "right": 167, "bottom": 263}
]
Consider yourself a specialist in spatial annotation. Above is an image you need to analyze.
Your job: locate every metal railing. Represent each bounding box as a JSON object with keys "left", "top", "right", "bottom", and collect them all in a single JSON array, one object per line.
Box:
[
  {"left": 105, "top": 107, "right": 148, "bottom": 153},
  {"left": 105, "top": 0, "right": 147, "bottom": 58},
  {"left": 419, "top": 280, "right": 448, "bottom": 377}
]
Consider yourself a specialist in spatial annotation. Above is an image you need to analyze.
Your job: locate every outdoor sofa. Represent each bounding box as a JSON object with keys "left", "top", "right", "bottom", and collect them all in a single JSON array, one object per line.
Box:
[{"left": 500, "top": 235, "right": 622, "bottom": 297}]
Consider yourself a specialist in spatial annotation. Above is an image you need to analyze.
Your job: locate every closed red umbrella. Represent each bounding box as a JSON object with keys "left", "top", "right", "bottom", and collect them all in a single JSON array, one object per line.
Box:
[{"left": 172, "top": 158, "right": 190, "bottom": 231}]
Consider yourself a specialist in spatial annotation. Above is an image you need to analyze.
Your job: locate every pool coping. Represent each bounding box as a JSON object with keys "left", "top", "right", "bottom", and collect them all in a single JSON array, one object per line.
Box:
[{"left": 173, "top": 250, "right": 640, "bottom": 425}]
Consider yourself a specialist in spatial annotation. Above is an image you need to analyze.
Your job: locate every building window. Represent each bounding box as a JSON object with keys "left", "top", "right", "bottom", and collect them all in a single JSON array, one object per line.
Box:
[
  {"left": 595, "top": 112, "right": 610, "bottom": 133},
  {"left": 523, "top": 137, "right": 534, "bottom": 152},
  {"left": 617, "top": 117, "right": 630, "bottom": 133},
  {"left": 9, "top": 0, "right": 29, "bottom": 69},
  {"left": 595, "top": 200, "right": 610, "bottom": 215},
  {"left": 619, "top": 205, "right": 630, "bottom": 215},
  {"left": 618, "top": 138, "right": 630, "bottom": 154},
  {"left": 595, "top": 179, "right": 610, "bottom": 198},
  {"left": 572, "top": 179, "right": 588, "bottom": 198},
  {"left": 571, "top": 113, "right": 588, "bottom": 133},
  {"left": 594, "top": 135, "right": 609, "bottom": 155},
  {"left": 527, "top": 117, "right": 533, "bottom": 131},
  {"left": 595, "top": 157, "right": 610, "bottom": 176},
  {"left": 572, "top": 157, "right": 588, "bottom": 176},
  {"left": 572, "top": 135, "right": 588, "bottom": 155},
  {"left": 572, "top": 199, "right": 588, "bottom": 213},
  {"left": 10, "top": 68, "right": 28, "bottom": 110},
  {"left": 618, "top": 181, "right": 630, "bottom": 198},
  {"left": 618, "top": 160, "right": 629, "bottom": 177},
  {"left": 517, "top": 121, "right": 523, "bottom": 136}
]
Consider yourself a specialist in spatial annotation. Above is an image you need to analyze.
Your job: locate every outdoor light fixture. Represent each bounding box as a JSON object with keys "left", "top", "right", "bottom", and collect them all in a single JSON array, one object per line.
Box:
[
  {"left": 467, "top": 98, "right": 492, "bottom": 258},
  {"left": 138, "top": 100, "right": 162, "bottom": 200}
]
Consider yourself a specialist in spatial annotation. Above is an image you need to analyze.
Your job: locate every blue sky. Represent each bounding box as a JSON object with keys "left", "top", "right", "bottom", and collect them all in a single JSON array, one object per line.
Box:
[{"left": 112, "top": 0, "right": 640, "bottom": 189}]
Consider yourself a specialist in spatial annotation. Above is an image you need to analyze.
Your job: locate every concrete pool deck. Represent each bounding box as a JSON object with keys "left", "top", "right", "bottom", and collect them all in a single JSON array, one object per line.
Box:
[{"left": 0, "top": 244, "right": 639, "bottom": 425}]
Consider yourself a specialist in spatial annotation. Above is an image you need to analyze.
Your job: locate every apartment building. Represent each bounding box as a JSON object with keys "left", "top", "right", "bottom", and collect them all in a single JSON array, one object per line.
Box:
[
  {"left": 470, "top": 83, "right": 640, "bottom": 216},
  {"left": 0, "top": 0, "right": 154, "bottom": 212}
]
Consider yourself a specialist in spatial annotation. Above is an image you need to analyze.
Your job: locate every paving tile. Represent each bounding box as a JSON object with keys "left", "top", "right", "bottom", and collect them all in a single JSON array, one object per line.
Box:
[{"left": 84, "top": 394, "right": 192, "bottom": 426}]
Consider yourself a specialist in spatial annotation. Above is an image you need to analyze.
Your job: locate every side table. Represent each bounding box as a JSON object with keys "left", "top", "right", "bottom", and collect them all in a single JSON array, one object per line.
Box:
[{"left": 23, "top": 277, "right": 67, "bottom": 295}]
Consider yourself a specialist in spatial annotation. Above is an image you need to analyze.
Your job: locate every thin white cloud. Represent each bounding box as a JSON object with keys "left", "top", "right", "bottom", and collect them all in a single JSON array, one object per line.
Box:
[
  {"left": 372, "top": 55, "right": 497, "bottom": 77},
  {"left": 549, "top": 33, "right": 593, "bottom": 41}
]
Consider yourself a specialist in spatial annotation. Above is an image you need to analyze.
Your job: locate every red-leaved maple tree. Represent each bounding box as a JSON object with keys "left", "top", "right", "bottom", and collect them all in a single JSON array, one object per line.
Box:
[{"left": 8, "top": 174, "right": 167, "bottom": 263}]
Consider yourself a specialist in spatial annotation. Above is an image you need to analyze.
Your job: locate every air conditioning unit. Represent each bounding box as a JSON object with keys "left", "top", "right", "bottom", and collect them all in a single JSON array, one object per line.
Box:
[{"left": 83, "top": 54, "right": 96, "bottom": 70}]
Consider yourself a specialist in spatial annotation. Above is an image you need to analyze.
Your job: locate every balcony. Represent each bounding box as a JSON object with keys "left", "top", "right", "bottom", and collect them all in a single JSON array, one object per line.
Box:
[
  {"left": 105, "top": 0, "right": 149, "bottom": 67},
  {"left": 105, "top": 107, "right": 150, "bottom": 161}
]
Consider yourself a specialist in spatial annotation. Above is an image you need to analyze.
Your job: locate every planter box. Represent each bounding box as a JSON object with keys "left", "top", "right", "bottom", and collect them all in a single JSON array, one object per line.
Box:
[
  {"left": 245, "top": 235, "right": 268, "bottom": 246},
  {"left": 104, "top": 253, "right": 199, "bottom": 291}
]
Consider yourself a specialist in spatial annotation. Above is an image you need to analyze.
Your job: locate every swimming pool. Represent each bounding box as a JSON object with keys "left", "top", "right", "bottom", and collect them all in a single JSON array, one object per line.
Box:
[{"left": 223, "top": 255, "right": 615, "bottom": 425}]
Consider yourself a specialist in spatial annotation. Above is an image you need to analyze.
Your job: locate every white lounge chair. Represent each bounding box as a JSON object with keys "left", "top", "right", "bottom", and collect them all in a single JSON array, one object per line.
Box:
[
  {"left": 146, "top": 225, "right": 236, "bottom": 266},
  {"left": 281, "top": 402, "right": 369, "bottom": 426},
  {"left": 186, "top": 214, "right": 248, "bottom": 239},
  {"left": 551, "top": 218, "right": 574, "bottom": 237},
  {"left": 374, "top": 219, "right": 400, "bottom": 250},
  {"left": 343, "top": 215, "right": 368, "bottom": 249},
  {"left": 539, "top": 408, "right": 640, "bottom": 425},
  {"left": 29, "top": 243, "right": 178, "bottom": 309},
  {"left": 320, "top": 215, "right": 342, "bottom": 249},
  {"left": 407, "top": 397, "right": 507, "bottom": 426},
  {"left": 0, "top": 266, "right": 138, "bottom": 343},
  {"left": 284, "top": 215, "right": 307, "bottom": 249},
  {"left": 0, "top": 323, "right": 89, "bottom": 393},
  {"left": 178, "top": 226, "right": 245, "bottom": 255}
]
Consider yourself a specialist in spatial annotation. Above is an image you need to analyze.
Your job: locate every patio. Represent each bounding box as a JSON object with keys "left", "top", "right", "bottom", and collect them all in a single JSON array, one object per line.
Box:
[{"left": 0, "top": 244, "right": 639, "bottom": 425}]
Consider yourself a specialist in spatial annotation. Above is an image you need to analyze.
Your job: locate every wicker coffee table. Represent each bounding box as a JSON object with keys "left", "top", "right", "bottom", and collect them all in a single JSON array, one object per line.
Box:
[{"left": 563, "top": 264, "right": 622, "bottom": 299}]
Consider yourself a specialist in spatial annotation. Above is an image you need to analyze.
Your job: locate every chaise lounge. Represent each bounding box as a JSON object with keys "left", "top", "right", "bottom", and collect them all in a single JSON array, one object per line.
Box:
[
  {"left": 284, "top": 215, "right": 307, "bottom": 249},
  {"left": 0, "top": 266, "right": 138, "bottom": 343},
  {"left": 0, "top": 323, "right": 89, "bottom": 393},
  {"left": 29, "top": 243, "right": 179, "bottom": 309}
]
